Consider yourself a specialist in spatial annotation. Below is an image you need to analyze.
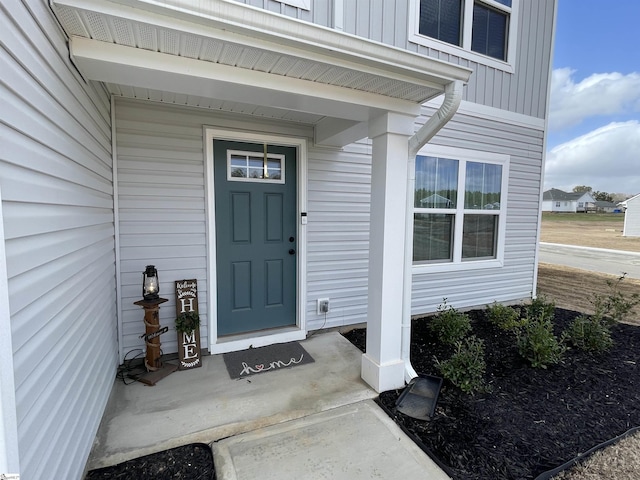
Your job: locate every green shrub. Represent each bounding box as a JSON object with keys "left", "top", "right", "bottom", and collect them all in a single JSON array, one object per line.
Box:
[
  {"left": 525, "top": 295, "right": 556, "bottom": 322},
  {"left": 563, "top": 314, "right": 613, "bottom": 353},
  {"left": 487, "top": 302, "right": 524, "bottom": 331},
  {"left": 592, "top": 273, "right": 640, "bottom": 325},
  {"left": 435, "top": 336, "right": 488, "bottom": 394},
  {"left": 516, "top": 314, "right": 565, "bottom": 368},
  {"left": 428, "top": 300, "right": 472, "bottom": 345}
]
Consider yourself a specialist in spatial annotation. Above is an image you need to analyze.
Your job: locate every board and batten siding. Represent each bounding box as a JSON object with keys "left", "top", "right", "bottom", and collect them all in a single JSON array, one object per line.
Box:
[
  {"left": 1, "top": 1, "right": 117, "bottom": 479},
  {"left": 236, "top": 0, "right": 554, "bottom": 119},
  {"left": 233, "top": 0, "right": 333, "bottom": 26}
]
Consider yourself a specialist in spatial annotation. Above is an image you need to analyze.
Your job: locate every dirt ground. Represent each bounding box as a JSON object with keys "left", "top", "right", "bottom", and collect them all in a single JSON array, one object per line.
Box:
[
  {"left": 538, "top": 213, "right": 640, "bottom": 325},
  {"left": 537, "top": 264, "right": 640, "bottom": 325},
  {"left": 540, "top": 213, "right": 640, "bottom": 253}
]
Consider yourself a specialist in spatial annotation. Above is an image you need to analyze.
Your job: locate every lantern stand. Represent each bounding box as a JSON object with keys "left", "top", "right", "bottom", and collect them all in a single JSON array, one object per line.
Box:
[
  {"left": 132, "top": 266, "right": 177, "bottom": 386},
  {"left": 132, "top": 298, "right": 177, "bottom": 385}
]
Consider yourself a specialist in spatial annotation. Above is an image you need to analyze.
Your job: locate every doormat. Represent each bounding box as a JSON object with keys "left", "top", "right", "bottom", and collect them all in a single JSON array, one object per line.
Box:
[{"left": 223, "top": 342, "right": 314, "bottom": 379}]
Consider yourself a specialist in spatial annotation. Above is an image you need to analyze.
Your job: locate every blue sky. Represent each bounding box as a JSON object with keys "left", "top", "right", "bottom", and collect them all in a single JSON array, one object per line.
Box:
[{"left": 544, "top": 1, "right": 640, "bottom": 196}]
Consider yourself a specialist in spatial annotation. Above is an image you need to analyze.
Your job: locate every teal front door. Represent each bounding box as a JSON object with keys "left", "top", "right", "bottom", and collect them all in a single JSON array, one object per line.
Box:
[{"left": 214, "top": 140, "right": 297, "bottom": 336}]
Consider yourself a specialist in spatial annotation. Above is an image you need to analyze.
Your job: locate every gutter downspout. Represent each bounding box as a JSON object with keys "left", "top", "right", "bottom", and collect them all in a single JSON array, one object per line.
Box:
[{"left": 402, "top": 80, "right": 464, "bottom": 382}]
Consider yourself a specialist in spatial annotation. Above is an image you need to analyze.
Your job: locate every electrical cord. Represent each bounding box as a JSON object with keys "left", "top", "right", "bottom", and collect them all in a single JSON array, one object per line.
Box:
[
  {"left": 116, "top": 348, "right": 145, "bottom": 385},
  {"left": 306, "top": 311, "right": 328, "bottom": 339}
]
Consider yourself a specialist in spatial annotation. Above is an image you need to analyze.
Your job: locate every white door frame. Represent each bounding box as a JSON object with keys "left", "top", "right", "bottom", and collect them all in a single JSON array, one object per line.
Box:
[{"left": 204, "top": 127, "right": 308, "bottom": 354}]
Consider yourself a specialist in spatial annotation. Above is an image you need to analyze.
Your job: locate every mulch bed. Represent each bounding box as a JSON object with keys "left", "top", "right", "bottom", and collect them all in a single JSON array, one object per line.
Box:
[
  {"left": 85, "top": 443, "right": 214, "bottom": 480},
  {"left": 343, "top": 308, "right": 640, "bottom": 480}
]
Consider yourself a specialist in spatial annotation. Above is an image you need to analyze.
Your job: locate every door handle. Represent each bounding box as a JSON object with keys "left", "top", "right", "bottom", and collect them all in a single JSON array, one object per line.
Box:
[{"left": 288, "top": 249, "right": 296, "bottom": 255}]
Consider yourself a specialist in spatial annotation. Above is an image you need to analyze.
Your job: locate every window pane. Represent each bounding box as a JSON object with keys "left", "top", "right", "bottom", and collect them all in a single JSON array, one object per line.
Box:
[
  {"left": 464, "top": 162, "right": 502, "bottom": 209},
  {"left": 471, "top": 3, "right": 507, "bottom": 61},
  {"left": 248, "top": 167, "right": 263, "bottom": 178},
  {"left": 415, "top": 156, "right": 458, "bottom": 209},
  {"left": 413, "top": 213, "right": 454, "bottom": 262},
  {"left": 462, "top": 214, "right": 498, "bottom": 259},
  {"left": 248, "top": 157, "right": 263, "bottom": 169},
  {"left": 493, "top": 0, "right": 511, "bottom": 6},
  {"left": 230, "top": 155, "right": 246, "bottom": 167},
  {"left": 419, "top": 0, "right": 463, "bottom": 46},
  {"left": 267, "top": 159, "right": 282, "bottom": 179}
]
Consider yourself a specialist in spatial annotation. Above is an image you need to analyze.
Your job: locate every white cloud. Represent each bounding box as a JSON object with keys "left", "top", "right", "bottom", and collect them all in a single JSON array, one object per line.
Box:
[
  {"left": 544, "top": 121, "right": 640, "bottom": 195},
  {"left": 549, "top": 68, "right": 640, "bottom": 131}
]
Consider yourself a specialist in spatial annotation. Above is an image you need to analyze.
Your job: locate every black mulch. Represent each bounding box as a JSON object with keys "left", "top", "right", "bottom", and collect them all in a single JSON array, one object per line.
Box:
[
  {"left": 85, "top": 443, "right": 214, "bottom": 480},
  {"left": 343, "top": 308, "right": 640, "bottom": 480}
]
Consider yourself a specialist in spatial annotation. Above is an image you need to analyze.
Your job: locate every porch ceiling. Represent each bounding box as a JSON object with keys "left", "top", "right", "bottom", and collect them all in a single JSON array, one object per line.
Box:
[{"left": 51, "top": 0, "right": 472, "bottom": 145}]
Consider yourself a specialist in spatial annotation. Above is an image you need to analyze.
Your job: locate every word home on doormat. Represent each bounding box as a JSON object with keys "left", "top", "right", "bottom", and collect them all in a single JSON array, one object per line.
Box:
[{"left": 223, "top": 342, "right": 314, "bottom": 379}]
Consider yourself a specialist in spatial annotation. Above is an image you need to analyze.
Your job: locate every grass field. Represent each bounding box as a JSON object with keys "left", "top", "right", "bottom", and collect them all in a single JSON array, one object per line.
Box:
[{"left": 541, "top": 212, "right": 625, "bottom": 222}]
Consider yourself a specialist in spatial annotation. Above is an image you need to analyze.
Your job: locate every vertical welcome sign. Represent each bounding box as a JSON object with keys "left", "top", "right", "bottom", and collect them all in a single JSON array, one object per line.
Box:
[{"left": 175, "top": 279, "right": 202, "bottom": 370}]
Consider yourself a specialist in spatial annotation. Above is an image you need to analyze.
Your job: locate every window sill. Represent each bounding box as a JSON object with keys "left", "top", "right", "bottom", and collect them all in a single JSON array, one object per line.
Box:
[{"left": 412, "top": 258, "right": 504, "bottom": 275}]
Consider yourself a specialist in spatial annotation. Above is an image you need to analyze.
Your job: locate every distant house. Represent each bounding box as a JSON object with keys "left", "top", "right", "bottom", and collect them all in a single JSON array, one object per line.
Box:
[
  {"left": 542, "top": 189, "right": 596, "bottom": 213},
  {"left": 594, "top": 201, "right": 618, "bottom": 213},
  {"left": 420, "top": 193, "right": 454, "bottom": 208},
  {"left": 622, "top": 194, "right": 640, "bottom": 237}
]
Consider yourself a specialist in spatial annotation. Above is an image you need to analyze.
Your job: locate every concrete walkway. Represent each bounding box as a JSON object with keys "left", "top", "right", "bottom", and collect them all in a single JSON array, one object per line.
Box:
[
  {"left": 86, "top": 331, "right": 451, "bottom": 479},
  {"left": 213, "top": 400, "right": 449, "bottom": 480}
]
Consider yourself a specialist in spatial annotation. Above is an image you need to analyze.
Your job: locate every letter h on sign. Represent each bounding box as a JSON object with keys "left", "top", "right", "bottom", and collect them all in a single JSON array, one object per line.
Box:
[{"left": 180, "top": 297, "right": 195, "bottom": 313}]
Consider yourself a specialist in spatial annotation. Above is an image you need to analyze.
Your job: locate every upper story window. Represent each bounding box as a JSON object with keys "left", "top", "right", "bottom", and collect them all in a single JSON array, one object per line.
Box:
[{"left": 410, "top": 0, "right": 518, "bottom": 72}]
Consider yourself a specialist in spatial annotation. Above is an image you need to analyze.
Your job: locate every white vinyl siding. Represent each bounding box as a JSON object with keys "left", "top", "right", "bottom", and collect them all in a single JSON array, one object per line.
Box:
[
  {"left": 306, "top": 141, "right": 372, "bottom": 330},
  {"left": 623, "top": 195, "right": 640, "bottom": 237},
  {"left": 1, "top": 1, "right": 116, "bottom": 479},
  {"left": 114, "top": 97, "right": 544, "bottom": 336},
  {"left": 115, "top": 99, "right": 315, "bottom": 354},
  {"left": 115, "top": 99, "right": 374, "bottom": 343}
]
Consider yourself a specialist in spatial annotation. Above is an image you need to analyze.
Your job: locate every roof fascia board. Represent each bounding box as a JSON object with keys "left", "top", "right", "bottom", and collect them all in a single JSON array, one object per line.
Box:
[
  {"left": 70, "top": 36, "right": 422, "bottom": 120},
  {"left": 53, "top": 0, "right": 472, "bottom": 89}
]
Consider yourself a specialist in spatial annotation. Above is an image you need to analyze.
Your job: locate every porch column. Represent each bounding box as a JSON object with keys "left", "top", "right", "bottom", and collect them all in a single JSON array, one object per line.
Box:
[{"left": 361, "top": 112, "right": 415, "bottom": 393}]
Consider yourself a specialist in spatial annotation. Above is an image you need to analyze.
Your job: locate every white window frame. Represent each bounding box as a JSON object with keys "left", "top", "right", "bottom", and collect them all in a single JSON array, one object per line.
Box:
[
  {"left": 412, "top": 144, "right": 509, "bottom": 274},
  {"left": 408, "top": 0, "right": 519, "bottom": 73}
]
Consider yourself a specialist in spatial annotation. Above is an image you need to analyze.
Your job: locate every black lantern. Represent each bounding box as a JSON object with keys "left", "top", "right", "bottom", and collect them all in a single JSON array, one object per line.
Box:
[{"left": 142, "top": 265, "right": 160, "bottom": 300}]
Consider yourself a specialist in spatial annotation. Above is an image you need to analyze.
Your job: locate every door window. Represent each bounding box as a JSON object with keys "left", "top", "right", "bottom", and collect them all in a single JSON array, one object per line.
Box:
[{"left": 227, "top": 150, "right": 285, "bottom": 183}]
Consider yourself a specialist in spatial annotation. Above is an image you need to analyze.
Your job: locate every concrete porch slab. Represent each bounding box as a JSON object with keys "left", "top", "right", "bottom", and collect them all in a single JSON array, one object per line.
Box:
[
  {"left": 86, "top": 331, "right": 377, "bottom": 470},
  {"left": 213, "top": 400, "right": 451, "bottom": 480}
]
